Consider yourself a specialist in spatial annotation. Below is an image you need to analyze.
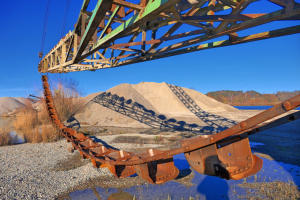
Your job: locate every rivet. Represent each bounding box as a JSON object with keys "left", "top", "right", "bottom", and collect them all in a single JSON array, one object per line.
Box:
[
  {"left": 120, "top": 150, "right": 124, "bottom": 158},
  {"left": 149, "top": 149, "right": 154, "bottom": 156},
  {"left": 240, "top": 122, "right": 247, "bottom": 129}
]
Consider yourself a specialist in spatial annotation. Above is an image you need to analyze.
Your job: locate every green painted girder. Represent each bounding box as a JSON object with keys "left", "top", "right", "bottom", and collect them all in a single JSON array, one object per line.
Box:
[
  {"left": 74, "top": 0, "right": 113, "bottom": 62},
  {"left": 82, "top": 0, "right": 181, "bottom": 58}
]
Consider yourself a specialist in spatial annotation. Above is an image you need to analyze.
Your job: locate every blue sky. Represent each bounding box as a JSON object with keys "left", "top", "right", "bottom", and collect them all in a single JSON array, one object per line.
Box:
[{"left": 0, "top": 0, "right": 299, "bottom": 97}]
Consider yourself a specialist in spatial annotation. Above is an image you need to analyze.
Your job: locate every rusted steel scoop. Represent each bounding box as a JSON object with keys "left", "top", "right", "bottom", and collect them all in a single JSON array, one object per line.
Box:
[
  {"left": 184, "top": 138, "right": 262, "bottom": 180},
  {"left": 134, "top": 149, "right": 179, "bottom": 184},
  {"left": 104, "top": 151, "right": 136, "bottom": 178},
  {"left": 80, "top": 142, "right": 136, "bottom": 178}
]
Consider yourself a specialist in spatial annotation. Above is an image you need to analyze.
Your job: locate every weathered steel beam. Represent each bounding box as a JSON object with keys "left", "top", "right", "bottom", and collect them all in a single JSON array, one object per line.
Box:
[
  {"left": 74, "top": 0, "right": 113, "bottom": 62},
  {"left": 116, "top": 25, "right": 300, "bottom": 67},
  {"left": 99, "top": 6, "right": 120, "bottom": 40},
  {"left": 45, "top": 23, "right": 300, "bottom": 73},
  {"left": 108, "top": 29, "right": 206, "bottom": 49},
  {"left": 84, "top": 0, "right": 181, "bottom": 57},
  {"left": 181, "top": 14, "right": 266, "bottom": 22},
  {"left": 113, "top": 0, "right": 144, "bottom": 10},
  {"left": 152, "top": 6, "right": 300, "bottom": 55}
]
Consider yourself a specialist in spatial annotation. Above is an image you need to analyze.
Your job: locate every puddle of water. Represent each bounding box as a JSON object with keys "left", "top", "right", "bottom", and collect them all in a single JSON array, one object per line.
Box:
[
  {"left": 68, "top": 153, "right": 300, "bottom": 200},
  {"left": 0, "top": 117, "right": 25, "bottom": 145},
  {"left": 249, "top": 141, "right": 265, "bottom": 148},
  {"left": 9, "top": 131, "right": 25, "bottom": 144}
]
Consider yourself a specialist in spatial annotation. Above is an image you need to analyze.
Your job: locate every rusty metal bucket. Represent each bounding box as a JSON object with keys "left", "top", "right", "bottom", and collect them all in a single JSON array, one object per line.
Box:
[
  {"left": 134, "top": 149, "right": 179, "bottom": 184},
  {"left": 105, "top": 151, "right": 136, "bottom": 178},
  {"left": 184, "top": 138, "right": 262, "bottom": 180},
  {"left": 86, "top": 145, "right": 136, "bottom": 178},
  {"left": 90, "top": 146, "right": 110, "bottom": 166},
  {"left": 106, "top": 163, "right": 136, "bottom": 178}
]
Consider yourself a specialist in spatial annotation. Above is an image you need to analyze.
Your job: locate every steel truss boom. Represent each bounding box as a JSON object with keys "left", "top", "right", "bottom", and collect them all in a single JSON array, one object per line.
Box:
[{"left": 38, "top": 0, "right": 300, "bottom": 73}]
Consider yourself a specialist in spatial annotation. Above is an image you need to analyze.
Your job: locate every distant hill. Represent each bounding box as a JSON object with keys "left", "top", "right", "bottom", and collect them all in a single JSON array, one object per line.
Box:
[
  {"left": 0, "top": 97, "right": 33, "bottom": 116},
  {"left": 206, "top": 90, "right": 300, "bottom": 106}
]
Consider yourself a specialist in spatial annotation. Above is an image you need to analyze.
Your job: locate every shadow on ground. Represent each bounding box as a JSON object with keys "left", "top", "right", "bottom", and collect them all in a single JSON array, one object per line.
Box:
[{"left": 249, "top": 118, "right": 300, "bottom": 188}]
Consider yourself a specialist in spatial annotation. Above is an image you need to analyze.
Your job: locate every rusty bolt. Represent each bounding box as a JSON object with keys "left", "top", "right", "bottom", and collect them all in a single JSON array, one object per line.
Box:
[
  {"left": 101, "top": 146, "right": 106, "bottom": 153},
  {"left": 120, "top": 150, "right": 124, "bottom": 158},
  {"left": 149, "top": 149, "right": 154, "bottom": 156},
  {"left": 67, "top": 145, "right": 74, "bottom": 153},
  {"left": 240, "top": 122, "right": 247, "bottom": 129}
]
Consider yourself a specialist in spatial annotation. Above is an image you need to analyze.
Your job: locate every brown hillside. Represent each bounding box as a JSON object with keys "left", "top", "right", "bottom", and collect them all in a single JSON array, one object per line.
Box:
[
  {"left": 0, "top": 97, "right": 32, "bottom": 115},
  {"left": 206, "top": 90, "right": 300, "bottom": 106}
]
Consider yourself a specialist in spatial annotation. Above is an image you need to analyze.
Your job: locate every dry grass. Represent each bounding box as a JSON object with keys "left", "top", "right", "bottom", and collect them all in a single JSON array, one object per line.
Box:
[
  {"left": 52, "top": 82, "right": 84, "bottom": 122},
  {"left": 13, "top": 80, "right": 84, "bottom": 143},
  {"left": 40, "top": 124, "right": 61, "bottom": 142},
  {"left": 0, "top": 127, "right": 12, "bottom": 146},
  {"left": 238, "top": 180, "right": 300, "bottom": 200},
  {"left": 14, "top": 102, "right": 47, "bottom": 143}
]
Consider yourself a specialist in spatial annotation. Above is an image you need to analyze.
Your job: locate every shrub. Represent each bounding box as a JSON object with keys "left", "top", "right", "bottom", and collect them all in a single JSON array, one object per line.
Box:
[
  {"left": 0, "top": 127, "right": 12, "bottom": 146},
  {"left": 13, "top": 78, "right": 84, "bottom": 143},
  {"left": 52, "top": 82, "right": 84, "bottom": 122},
  {"left": 41, "top": 124, "right": 60, "bottom": 142}
]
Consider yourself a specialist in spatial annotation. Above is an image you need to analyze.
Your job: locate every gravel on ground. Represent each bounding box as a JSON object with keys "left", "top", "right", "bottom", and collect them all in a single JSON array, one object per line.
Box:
[{"left": 0, "top": 140, "right": 113, "bottom": 200}]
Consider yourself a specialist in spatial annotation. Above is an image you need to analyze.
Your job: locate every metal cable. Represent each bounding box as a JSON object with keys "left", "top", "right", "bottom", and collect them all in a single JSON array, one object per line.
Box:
[
  {"left": 39, "top": 0, "right": 51, "bottom": 59},
  {"left": 61, "top": 0, "right": 71, "bottom": 37}
]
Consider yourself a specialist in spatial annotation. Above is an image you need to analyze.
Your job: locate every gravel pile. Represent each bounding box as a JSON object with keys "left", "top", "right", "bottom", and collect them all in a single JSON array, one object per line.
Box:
[{"left": 0, "top": 140, "right": 112, "bottom": 200}]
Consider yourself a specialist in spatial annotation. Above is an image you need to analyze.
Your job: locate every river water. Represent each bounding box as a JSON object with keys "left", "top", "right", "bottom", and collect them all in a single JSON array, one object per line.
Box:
[
  {"left": 0, "top": 117, "right": 25, "bottom": 144},
  {"left": 235, "top": 105, "right": 300, "bottom": 110},
  {"left": 69, "top": 152, "right": 300, "bottom": 200}
]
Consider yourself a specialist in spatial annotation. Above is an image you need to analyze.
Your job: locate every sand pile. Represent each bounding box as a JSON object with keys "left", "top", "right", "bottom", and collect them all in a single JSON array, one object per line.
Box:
[
  {"left": 132, "top": 82, "right": 237, "bottom": 115},
  {"left": 0, "top": 97, "right": 32, "bottom": 115},
  {"left": 81, "top": 92, "right": 103, "bottom": 103},
  {"left": 72, "top": 82, "right": 240, "bottom": 128},
  {"left": 108, "top": 83, "right": 157, "bottom": 112},
  {"left": 72, "top": 100, "right": 148, "bottom": 128}
]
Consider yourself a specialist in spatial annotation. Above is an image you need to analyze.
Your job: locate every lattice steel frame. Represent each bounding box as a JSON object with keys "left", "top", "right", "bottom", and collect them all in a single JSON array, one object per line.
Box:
[{"left": 38, "top": 0, "right": 300, "bottom": 73}]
